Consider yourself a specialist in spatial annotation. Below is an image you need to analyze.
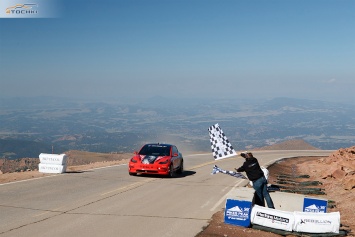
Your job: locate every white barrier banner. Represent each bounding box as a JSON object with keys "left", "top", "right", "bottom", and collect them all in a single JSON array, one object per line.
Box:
[
  {"left": 251, "top": 205, "right": 294, "bottom": 231},
  {"left": 293, "top": 211, "right": 340, "bottom": 233},
  {"left": 39, "top": 163, "right": 67, "bottom": 174},
  {"left": 39, "top": 153, "right": 67, "bottom": 165}
]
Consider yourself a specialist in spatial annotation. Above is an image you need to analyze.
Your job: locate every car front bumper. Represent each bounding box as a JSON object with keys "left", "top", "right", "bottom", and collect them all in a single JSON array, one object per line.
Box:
[{"left": 129, "top": 164, "right": 170, "bottom": 175}]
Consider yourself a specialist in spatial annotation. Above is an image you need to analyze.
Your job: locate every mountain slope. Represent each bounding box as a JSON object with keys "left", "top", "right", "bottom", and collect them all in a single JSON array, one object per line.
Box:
[{"left": 254, "top": 139, "right": 320, "bottom": 150}]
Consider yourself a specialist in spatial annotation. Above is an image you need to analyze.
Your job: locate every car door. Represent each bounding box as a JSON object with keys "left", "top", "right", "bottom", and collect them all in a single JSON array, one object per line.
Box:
[{"left": 171, "top": 146, "right": 180, "bottom": 169}]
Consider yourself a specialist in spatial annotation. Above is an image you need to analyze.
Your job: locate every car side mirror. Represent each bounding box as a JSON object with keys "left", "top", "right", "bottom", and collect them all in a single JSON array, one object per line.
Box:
[
  {"left": 134, "top": 151, "right": 138, "bottom": 155},
  {"left": 173, "top": 153, "right": 178, "bottom": 157}
]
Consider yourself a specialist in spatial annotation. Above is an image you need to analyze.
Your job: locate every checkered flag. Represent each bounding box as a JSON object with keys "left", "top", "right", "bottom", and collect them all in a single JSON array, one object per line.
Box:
[
  {"left": 208, "top": 123, "right": 237, "bottom": 160},
  {"left": 211, "top": 165, "right": 247, "bottom": 179}
]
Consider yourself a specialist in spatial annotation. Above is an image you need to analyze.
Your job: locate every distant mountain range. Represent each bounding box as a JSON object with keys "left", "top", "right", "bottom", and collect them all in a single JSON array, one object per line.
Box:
[
  {"left": 0, "top": 96, "right": 354, "bottom": 159},
  {"left": 0, "top": 139, "right": 57, "bottom": 159}
]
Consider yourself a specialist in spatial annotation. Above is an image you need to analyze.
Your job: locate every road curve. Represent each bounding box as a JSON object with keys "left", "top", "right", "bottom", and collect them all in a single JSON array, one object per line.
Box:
[{"left": 0, "top": 150, "right": 333, "bottom": 237}]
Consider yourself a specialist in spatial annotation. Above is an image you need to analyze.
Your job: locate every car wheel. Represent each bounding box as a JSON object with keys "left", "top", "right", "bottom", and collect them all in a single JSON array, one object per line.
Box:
[
  {"left": 176, "top": 160, "right": 183, "bottom": 174},
  {"left": 168, "top": 164, "right": 174, "bottom": 178}
]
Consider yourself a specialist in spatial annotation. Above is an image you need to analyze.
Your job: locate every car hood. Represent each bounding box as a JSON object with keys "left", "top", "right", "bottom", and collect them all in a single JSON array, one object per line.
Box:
[{"left": 139, "top": 155, "right": 167, "bottom": 164}]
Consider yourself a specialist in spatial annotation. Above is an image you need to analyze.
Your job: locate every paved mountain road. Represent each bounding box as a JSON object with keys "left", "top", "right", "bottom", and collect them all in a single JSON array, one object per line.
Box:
[{"left": 0, "top": 150, "right": 333, "bottom": 237}]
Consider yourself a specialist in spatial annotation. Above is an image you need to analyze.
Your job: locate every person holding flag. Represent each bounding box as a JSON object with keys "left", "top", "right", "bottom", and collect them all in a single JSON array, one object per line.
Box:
[{"left": 235, "top": 151, "right": 275, "bottom": 209}]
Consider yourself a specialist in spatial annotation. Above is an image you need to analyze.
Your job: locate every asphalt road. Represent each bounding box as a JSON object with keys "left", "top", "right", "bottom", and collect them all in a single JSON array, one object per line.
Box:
[{"left": 0, "top": 150, "right": 333, "bottom": 237}]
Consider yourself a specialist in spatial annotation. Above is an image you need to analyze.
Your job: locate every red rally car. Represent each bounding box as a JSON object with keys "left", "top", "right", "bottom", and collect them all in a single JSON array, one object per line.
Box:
[{"left": 128, "top": 143, "right": 184, "bottom": 177}]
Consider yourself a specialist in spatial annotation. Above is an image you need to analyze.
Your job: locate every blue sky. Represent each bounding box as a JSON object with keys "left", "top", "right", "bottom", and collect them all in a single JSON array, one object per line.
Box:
[{"left": 0, "top": 0, "right": 354, "bottom": 102}]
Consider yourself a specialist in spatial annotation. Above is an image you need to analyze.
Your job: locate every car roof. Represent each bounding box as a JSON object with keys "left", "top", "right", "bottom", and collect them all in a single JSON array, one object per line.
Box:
[{"left": 144, "top": 143, "right": 173, "bottom": 147}]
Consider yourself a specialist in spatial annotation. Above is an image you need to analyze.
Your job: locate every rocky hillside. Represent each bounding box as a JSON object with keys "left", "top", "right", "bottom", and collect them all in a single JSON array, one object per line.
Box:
[
  {"left": 318, "top": 146, "right": 355, "bottom": 190},
  {"left": 0, "top": 158, "right": 39, "bottom": 174},
  {"left": 258, "top": 140, "right": 354, "bottom": 190}
]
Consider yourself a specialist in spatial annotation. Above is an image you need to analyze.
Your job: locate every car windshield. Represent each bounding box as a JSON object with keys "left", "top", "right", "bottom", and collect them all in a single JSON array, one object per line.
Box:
[{"left": 139, "top": 145, "right": 171, "bottom": 156}]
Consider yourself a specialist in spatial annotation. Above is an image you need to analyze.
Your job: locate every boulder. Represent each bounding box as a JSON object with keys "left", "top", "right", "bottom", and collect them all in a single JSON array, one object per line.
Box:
[
  {"left": 343, "top": 177, "right": 355, "bottom": 190},
  {"left": 331, "top": 168, "right": 346, "bottom": 180}
]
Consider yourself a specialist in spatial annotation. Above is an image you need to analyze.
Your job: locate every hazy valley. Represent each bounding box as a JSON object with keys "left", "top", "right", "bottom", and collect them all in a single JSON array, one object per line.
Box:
[{"left": 0, "top": 96, "right": 354, "bottom": 159}]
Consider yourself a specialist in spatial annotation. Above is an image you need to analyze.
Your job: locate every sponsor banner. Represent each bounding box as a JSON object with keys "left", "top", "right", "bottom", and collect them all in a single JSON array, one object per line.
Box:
[
  {"left": 208, "top": 123, "right": 237, "bottom": 160},
  {"left": 303, "top": 197, "right": 327, "bottom": 213},
  {"left": 39, "top": 153, "right": 67, "bottom": 165},
  {"left": 251, "top": 205, "right": 294, "bottom": 231},
  {"left": 224, "top": 199, "right": 252, "bottom": 227},
  {"left": 293, "top": 211, "right": 340, "bottom": 233},
  {"left": 38, "top": 163, "right": 67, "bottom": 174}
]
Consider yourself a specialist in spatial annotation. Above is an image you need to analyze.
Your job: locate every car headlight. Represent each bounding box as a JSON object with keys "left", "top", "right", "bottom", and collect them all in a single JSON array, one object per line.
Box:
[{"left": 131, "top": 158, "right": 138, "bottom": 163}]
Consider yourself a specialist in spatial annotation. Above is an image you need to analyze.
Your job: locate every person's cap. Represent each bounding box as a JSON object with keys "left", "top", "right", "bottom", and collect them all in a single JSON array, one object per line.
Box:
[{"left": 240, "top": 151, "right": 252, "bottom": 157}]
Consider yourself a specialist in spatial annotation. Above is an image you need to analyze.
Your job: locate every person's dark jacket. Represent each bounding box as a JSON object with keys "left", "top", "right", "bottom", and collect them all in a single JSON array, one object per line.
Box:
[{"left": 236, "top": 157, "right": 264, "bottom": 181}]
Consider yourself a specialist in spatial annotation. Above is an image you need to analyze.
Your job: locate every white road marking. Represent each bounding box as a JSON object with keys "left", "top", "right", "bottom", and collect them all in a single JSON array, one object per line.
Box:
[{"left": 210, "top": 179, "right": 245, "bottom": 212}]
